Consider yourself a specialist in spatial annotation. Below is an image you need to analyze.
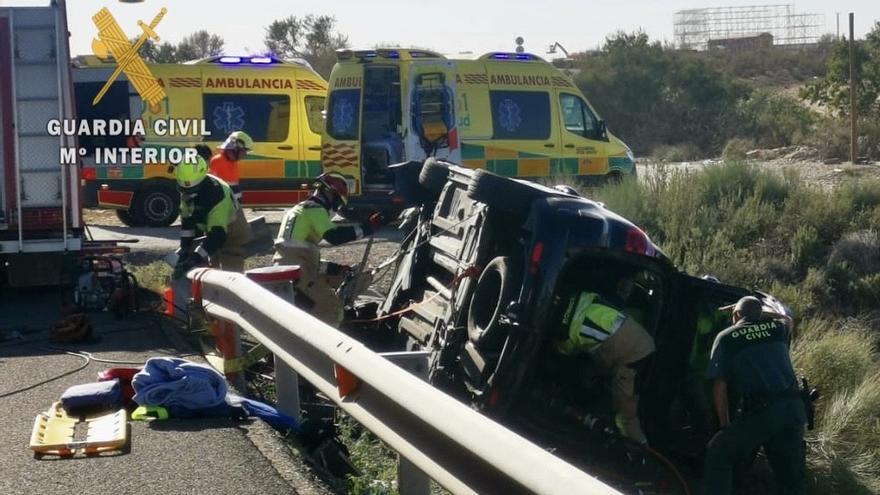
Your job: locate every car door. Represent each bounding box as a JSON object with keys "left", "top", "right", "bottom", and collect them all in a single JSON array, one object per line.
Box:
[
  {"left": 555, "top": 90, "right": 608, "bottom": 177},
  {"left": 404, "top": 60, "right": 460, "bottom": 164},
  {"left": 640, "top": 272, "right": 749, "bottom": 443}
]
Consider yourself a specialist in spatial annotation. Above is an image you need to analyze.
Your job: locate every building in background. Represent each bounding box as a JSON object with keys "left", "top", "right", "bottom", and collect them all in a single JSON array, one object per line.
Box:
[{"left": 674, "top": 4, "right": 824, "bottom": 50}]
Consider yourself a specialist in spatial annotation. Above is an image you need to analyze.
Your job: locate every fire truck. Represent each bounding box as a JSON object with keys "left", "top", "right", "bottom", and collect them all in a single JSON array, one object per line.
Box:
[{"left": 0, "top": 1, "right": 82, "bottom": 286}]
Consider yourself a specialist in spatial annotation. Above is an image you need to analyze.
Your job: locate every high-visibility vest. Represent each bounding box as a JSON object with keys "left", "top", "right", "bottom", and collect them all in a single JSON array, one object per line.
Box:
[
  {"left": 209, "top": 154, "right": 240, "bottom": 186},
  {"left": 558, "top": 292, "right": 627, "bottom": 355}
]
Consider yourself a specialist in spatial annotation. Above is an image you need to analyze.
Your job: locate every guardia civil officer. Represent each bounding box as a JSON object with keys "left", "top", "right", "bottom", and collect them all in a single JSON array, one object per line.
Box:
[{"left": 703, "top": 296, "right": 805, "bottom": 495}]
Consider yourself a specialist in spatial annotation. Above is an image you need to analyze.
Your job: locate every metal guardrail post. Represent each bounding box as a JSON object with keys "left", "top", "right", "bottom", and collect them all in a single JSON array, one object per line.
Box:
[
  {"left": 381, "top": 351, "right": 431, "bottom": 495},
  {"left": 274, "top": 358, "right": 301, "bottom": 423}
]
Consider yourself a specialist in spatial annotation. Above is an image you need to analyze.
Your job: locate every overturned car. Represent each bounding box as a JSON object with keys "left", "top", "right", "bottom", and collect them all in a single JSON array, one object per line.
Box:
[{"left": 344, "top": 159, "right": 791, "bottom": 491}]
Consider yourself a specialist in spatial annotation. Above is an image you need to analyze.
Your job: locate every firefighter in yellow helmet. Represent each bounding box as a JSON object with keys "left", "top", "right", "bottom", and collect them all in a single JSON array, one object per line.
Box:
[
  {"left": 172, "top": 154, "right": 251, "bottom": 278},
  {"left": 273, "top": 172, "right": 383, "bottom": 325}
]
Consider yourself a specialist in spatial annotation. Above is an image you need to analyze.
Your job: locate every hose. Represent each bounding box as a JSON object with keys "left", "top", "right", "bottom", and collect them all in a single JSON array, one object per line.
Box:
[
  {"left": 0, "top": 352, "right": 90, "bottom": 399},
  {"left": 643, "top": 444, "right": 692, "bottom": 495}
]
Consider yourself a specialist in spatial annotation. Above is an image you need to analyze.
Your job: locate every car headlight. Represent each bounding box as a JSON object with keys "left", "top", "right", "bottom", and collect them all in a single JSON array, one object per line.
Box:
[{"left": 625, "top": 148, "right": 635, "bottom": 163}]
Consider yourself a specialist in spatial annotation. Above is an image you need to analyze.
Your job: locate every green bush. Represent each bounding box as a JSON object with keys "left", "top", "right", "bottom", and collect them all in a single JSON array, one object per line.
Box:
[
  {"left": 791, "top": 319, "right": 875, "bottom": 398},
  {"left": 807, "top": 116, "right": 852, "bottom": 161},
  {"left": 736, "top": 90, "right": 815, "bottom": 148},
  {"left": 651, "top": 143, "right": 702, "bottom": 162},
  {"left": 128, "top": 260, "right": 172, "bottom": 294},
  {"left": 790, "top": 225, "right": 824, "bottom": 272},
  {"left": 721, "top": 138, "right": 753, "bottom": 161},
  {"left": 806, "top": 375, "right": 880, "bottom": 494}
]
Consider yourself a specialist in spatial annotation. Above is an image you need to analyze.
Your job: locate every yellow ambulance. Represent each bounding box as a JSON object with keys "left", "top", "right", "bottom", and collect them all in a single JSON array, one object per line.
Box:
[
  {"left": 321, "top": 49, "right": 636, "bottom": 211},
  {"left": 75, "top": 55, "right": 327, "bottom": 226}
]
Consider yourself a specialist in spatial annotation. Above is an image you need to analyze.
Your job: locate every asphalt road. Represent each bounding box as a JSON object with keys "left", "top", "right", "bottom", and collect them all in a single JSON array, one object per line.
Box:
[{"left": 0, "top": 289, "right": 333, "bottom": 495}]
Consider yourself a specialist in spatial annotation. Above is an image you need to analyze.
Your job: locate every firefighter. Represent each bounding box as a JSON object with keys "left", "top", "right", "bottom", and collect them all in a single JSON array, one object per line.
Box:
[
  {"left": 703, "top": 296, "right": 805, "bottom": 495},
  {"left": 274, "top": 172, "right": 383, "bottom": 326},
  {"left": 173, "top": 155, "right": 251, "bottom": 278},
  {"left": 210, "top": 131, "right": 252, "bottom": 201},
  {"left": 557, "top": 277, "right": 656, "bottom": 444}
]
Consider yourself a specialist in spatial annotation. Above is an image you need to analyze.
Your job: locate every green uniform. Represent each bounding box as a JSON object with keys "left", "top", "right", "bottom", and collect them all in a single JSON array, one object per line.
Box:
[
  {"left": 179, "top": 174, "right": 250, "bottom": 272},
  {"left": 704, "top": 317, "right": 806, "bottom": 495},
  {"left": 273, "top": 198, "right": 364, "bottom": 326}
]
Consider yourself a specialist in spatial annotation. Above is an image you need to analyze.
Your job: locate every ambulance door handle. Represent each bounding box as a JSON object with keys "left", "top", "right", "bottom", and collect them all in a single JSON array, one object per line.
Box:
[
  {"left": 564, "top": 144, "right": 575, "bottom": 149},
  {"left": 544, "top": 143, "right": 555, "bottom": 148},
  {"left": 308, "top": 146, "right": 322, "bottom": 151},
  {"left": 277, "top": 145, "right": 293, "bottom": 150}
]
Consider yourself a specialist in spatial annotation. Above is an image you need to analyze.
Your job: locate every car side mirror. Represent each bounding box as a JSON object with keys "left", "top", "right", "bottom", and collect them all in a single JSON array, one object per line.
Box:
[{"left": 598, "top": 120, "right": 608, "bottom": 140}]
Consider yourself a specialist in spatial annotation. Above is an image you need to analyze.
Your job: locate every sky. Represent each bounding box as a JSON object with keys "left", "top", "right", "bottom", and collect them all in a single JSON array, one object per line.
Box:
[{"left": 3, "top": 0, "right": 879, "bottom": 58}]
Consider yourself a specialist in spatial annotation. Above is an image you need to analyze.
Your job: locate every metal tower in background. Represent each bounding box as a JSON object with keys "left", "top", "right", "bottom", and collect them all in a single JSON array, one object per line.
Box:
[{"left": 673, "top": 4, "right": 825, "bottom": 50}]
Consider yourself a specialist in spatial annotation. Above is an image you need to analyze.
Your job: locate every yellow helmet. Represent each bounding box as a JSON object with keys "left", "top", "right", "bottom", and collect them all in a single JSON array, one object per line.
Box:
[
  {"left": 219, "top": 131, "right": 253, "bottom": 151},
  {"left": 176, "top": 155, "right": 208, "bottom": 189}
]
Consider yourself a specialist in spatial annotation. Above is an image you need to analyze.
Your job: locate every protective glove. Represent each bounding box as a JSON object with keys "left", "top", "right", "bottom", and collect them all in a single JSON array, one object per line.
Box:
[
  {"left": 361, "top": 212, "right": 386, "bottom": 235},
  {"left": 172, "top": 252, "right": 206, "bottom": 279}
]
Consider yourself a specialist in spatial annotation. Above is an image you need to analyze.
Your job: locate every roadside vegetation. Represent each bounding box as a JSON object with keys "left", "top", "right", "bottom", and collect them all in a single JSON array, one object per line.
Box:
[
  {"left": 571, "top": 24, "right": 880, "bottom": 162},
  {"left": 595, "top": 162, "right": 880, "bottom": 494}
]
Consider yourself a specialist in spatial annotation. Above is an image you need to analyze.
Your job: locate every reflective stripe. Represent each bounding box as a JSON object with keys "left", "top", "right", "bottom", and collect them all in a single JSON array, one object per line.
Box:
[
  {"left": 579, "top": 323, "right": 611, "bottom": 342},
  {"left": 195, "top": 245, "right": 210, "bottom": 259},
  {"left": 274, "top": 238, "right": 315, "bottom": 250},
  {"left": 180, "top": 229, "right": 196, "bottom": 237}
]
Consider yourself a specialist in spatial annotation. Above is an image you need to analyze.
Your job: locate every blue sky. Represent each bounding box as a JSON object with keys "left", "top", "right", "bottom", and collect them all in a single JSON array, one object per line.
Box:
[{"left": 4, "top": 0, "right": 879, "bottom": 57}]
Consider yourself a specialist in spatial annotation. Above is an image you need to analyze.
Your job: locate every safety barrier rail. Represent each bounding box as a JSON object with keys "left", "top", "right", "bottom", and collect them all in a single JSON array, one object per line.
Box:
[{"left": 188, "top": 268, "right": 619, "bottom": 495}]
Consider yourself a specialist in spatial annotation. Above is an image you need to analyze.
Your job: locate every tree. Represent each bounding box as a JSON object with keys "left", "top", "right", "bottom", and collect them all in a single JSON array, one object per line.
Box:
[
  {"left": 801, "top": 22, "right": 880, "bottom": 117},
  {"left": 176, "top": 30, "right": 225, "bottom": 61},
  {"left": 573, "top": 31, "right": 748, "bottom": 154},
  {"left": 264, "top": 15, "right": 349, "bottom": 77},
  {"left": 136, "top": 30, "right": 225, "bottom": 63}
]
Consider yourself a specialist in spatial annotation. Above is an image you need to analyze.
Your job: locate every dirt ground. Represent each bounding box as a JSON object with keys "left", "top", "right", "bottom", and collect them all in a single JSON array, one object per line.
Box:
[
  {"left": 85, "top": 207, "right": 406, "bottom": 282},
  {"left": 642, "top": 157, "right": 880, "bottom": 189}
]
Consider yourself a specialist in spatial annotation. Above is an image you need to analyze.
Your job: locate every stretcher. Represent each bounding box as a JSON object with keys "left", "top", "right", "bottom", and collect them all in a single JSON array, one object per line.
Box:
[{"left": 29, "top": 402, "right": 128, "bottom": 457}]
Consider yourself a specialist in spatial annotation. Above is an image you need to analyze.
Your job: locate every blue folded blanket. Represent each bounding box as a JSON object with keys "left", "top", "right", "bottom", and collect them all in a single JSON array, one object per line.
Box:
[
  {"left": 230, "top": 394, "right": 301, "bottom": 432},
  {"left": 132, "top": 358, "right": 228, "bottom": 412},
  {"left": 131, "top": 358, "right": 300, "bottom": 431}
]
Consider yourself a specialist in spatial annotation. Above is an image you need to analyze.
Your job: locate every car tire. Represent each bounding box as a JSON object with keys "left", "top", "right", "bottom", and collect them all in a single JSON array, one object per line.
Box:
[
  {"left": 467, "top": 169, "right": 548, "bottom": 212},
  {"left": 115, "top": 209, "right": 144, "bottom": 227},
  {"left": 467, "top": 256, "right": 521, "bottom": 349},
  {"left": 418, "top": 157, "right": 451, "bottom": 194},
  {"left": 132, "top": 184, "right": 179, "bottom": 227}
]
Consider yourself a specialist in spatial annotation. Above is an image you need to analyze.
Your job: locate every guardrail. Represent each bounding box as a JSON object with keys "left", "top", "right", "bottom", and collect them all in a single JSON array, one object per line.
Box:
[{"left": 188, "top": 268, "right": 620, "bottom": 495}]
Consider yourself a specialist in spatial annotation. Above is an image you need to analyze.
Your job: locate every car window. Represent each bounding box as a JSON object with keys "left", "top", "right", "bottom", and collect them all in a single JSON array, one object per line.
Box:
[
  {"left": 327, "top": 88, "right": 361, "bottom": 140},
  {"left": 304, "top": 95, "right": 325, "bottom": 135},
  {"left": 489, "top": 90, "right": 551, "bottom": 140},
  {"left": 203, "top": 93, "right": 290, "bottom": 143},
  {"left": 559, "top": 93, "right": 598, "bottom": 139}
]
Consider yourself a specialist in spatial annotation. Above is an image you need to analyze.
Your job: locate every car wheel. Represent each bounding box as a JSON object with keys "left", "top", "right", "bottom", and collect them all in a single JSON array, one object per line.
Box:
[
  {"left": 467, "top": 169, "right": 549, "bottom": 212},
  {"left": 418, "top": 157, "right": 451, "bottom": 193},
  {"left": 132, "top": 184, "right": 179, "bottom": 227},
  {"left": 467, "top": 256, "right": 521, "bottom": 349},
  {"left": 115, "top": 209, "right": 144, "bottom": 227}
]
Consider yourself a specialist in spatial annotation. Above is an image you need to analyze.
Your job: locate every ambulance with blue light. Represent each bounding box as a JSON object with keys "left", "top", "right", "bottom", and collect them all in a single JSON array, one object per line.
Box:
[
  {"left": 74, "top": 55, "right": 327, "bottom": 226},
  {"left": 321, "top": 49, "right": 636, "bottom": 213}
]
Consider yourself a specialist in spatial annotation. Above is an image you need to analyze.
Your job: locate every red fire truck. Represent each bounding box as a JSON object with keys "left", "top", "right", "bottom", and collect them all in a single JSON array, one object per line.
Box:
[{"left": 0, "top": 1, "right": 82, "bottom": 286}]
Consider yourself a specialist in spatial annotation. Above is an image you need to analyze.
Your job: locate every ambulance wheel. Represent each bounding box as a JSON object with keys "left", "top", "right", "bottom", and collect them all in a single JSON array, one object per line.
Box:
[
  {"left": 133, "top": 184, "right": 179, "bottom": 227},
  {"left": 115, "top": 209, "right": 143, "bottom": 227},
  {"left": 418, "top": 157, "right": 451, "bottom": 194},
  {"left": 467, "top": 256, "right": 521, "bottom": 349},
  {"left": 467, "top": 169, "right": 549, "bottom": 212}
]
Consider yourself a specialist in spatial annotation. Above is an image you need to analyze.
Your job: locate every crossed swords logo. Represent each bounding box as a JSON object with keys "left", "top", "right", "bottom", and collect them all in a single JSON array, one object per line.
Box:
[{"left": 91, "top": 7, "right": 167, "bottom": 107}]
